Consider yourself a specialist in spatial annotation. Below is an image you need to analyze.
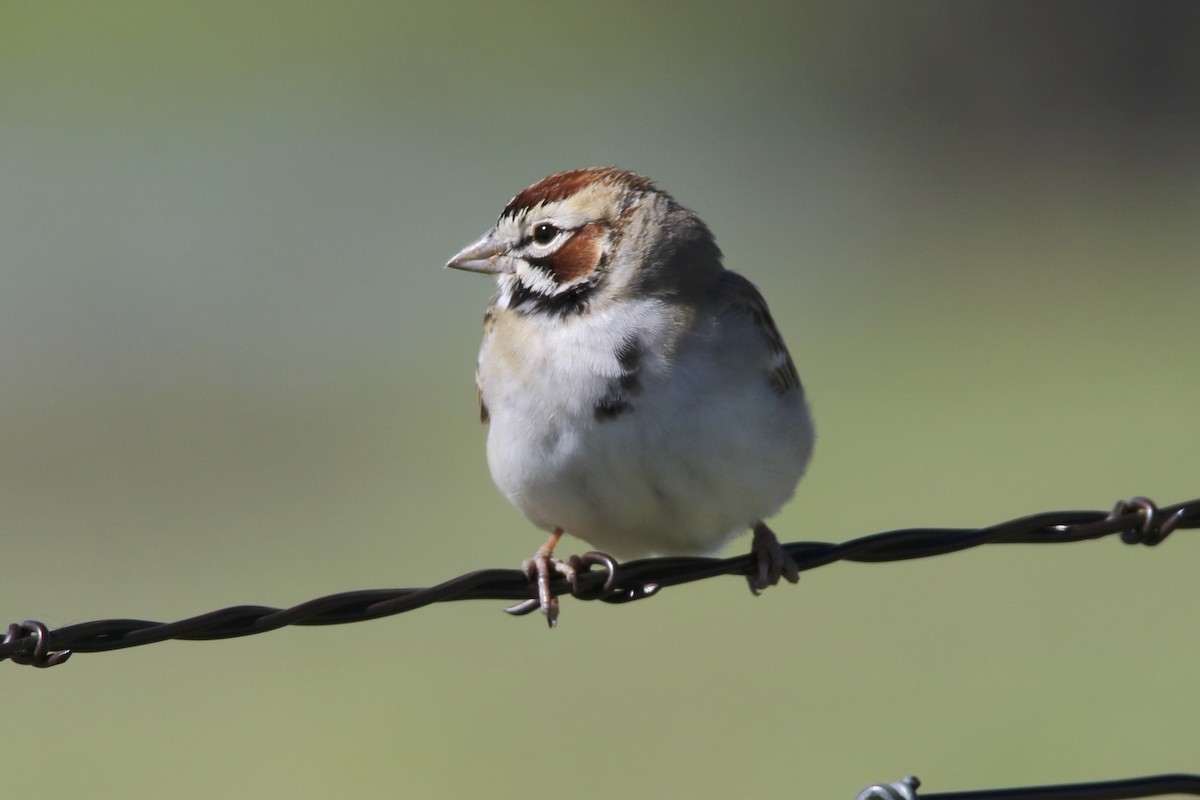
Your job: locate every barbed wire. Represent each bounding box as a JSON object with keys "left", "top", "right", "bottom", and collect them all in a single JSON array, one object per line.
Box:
[
  {"left": 857, "top": 773, "right": 1200, "bottom": 800},
  {"left": 2, "top": 495, "right": 1195, "bottom": 669}
]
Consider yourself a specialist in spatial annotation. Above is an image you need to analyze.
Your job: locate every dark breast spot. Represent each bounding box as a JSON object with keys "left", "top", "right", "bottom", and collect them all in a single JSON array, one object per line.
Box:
[
  {"left": 615, "top": 334, "right": 641, "bottom": 370},
  {"left": 593, "top": 335, "right": 643, "bottom": 423},
  {"left": 594, "top": 396, "right": 632, "bottom": 420}
]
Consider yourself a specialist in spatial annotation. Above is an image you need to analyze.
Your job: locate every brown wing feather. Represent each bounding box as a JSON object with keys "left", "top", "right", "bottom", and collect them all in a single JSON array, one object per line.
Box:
[
  {"left": 720, "top": 271, "right": 802, "bottom": 395},
  {"left": 476, "top": 381, "right": 490, "bottom": 425},
  {"left": 476, "top": 306, "right": 496, "bottom": 425}
]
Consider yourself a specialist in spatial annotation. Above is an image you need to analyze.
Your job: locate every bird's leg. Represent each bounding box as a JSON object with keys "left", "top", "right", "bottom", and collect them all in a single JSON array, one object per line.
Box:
[
  {"left": 747, "top": 521, "right": 800, "bottom": 595},
  {"left": 521, "top": 528, "right": 577, "bottom": 627}
]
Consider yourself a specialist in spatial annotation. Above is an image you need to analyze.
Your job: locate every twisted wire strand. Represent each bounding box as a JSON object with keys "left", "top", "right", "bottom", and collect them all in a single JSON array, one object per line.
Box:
[
  {"left": 2, "top": 496, "right": 1195, "bottom": 668},
  {"left": 858, "top": 773, "right": 1200, "bottom": 800}
]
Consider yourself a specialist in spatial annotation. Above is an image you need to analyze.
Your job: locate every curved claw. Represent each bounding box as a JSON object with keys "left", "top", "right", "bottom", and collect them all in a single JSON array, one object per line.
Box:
[
  {"left": 503, "top": 599, "right": 542, "bottom": 616},
  {"left": 518, "top": 529, "right": 576, "bottom": 628}
]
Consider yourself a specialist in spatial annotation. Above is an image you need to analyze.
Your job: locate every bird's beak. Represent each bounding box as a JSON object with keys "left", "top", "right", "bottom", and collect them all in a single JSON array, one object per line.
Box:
[{"left": 445, "top": 229, "right": 510, "bottom": 274}]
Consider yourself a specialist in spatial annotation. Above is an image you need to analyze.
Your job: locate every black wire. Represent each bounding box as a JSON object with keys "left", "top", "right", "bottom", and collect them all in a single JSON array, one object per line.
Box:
[
  {"left": 2, "top": 497, "right": 1196, "bottom": 666},
  {"left": 919, "top": 773, "right": 1200, "bottom": 800}
]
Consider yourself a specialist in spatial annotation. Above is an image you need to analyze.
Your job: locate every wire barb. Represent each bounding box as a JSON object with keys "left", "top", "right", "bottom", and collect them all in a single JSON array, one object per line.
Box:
[
  {"left": 1113, "top": 496, "right": 1183, "bottom": 546},
  {"left": 2, "top": 495, "right": 1196, "bottom": 668},
  {"left": 2, "top": 621, "right": 72, "bottom": 668},
  {"left": 858, "top": 772, "right": 1200, "bottom": 800},
  {"left": 857, "top": 776, "right": 921, "bottom": 800}
]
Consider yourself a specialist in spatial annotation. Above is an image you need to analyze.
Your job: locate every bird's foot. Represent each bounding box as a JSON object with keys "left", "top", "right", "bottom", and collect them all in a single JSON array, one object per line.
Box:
[
  {"left": 504, "top": 532, "right": 621, "bottom": 627},
  {"left": 523, "top": 547, "right": 576, "bottom": 628},
  {"left": 502, "top": 529, "right": 574, "bottom": 627},
  {"left": 747, "top": 521, "right": 800, "bottom": 595}
]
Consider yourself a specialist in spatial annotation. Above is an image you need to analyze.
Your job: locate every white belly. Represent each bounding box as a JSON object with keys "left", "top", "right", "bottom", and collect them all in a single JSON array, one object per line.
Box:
[{"left": 479, "top": 300, "right": 814, "bottom": 558}]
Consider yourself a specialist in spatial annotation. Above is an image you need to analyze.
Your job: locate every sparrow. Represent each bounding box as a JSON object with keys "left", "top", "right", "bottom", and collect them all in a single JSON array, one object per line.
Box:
[{"left": 446, "top": 168, "right": 814, "bottom": 625}]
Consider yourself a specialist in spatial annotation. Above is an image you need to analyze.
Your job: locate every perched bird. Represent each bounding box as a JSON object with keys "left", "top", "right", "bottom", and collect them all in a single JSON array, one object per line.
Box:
[{"left": 446, "top": 168, "right": 814, "bottom": 625}]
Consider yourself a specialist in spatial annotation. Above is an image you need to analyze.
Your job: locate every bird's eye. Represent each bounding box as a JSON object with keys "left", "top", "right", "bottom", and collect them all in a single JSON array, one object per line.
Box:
[{"left": 532, "top": 222, "right": 561, "bottom": 245}]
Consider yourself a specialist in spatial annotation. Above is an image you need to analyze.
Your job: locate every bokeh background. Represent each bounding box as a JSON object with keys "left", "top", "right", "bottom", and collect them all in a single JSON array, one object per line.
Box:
[{"left": 2, "top": 2, "right": 1198, "bottom": 797}]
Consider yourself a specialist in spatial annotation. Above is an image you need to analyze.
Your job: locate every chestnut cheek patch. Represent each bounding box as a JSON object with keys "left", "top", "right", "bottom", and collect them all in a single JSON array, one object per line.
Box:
[{"left": 549, "top": 223, "right": 604, "bottom": 283}]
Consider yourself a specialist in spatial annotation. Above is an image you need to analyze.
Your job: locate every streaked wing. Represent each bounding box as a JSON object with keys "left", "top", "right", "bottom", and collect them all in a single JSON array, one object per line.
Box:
[
  {"left": 719, "top": 271, "right": 802, "bottom": 395},
  {"left": 476, "top": 380, "right": 490, "bottom": 424},
  {"left": 477, "top": 305, "right": 495, "bottom": 425}
]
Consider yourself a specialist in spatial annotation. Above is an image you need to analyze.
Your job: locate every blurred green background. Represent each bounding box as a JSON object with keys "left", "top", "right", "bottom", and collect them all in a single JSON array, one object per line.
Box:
[{"left": 2, "top": 2, "right": 1198, "bottom": 797}]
